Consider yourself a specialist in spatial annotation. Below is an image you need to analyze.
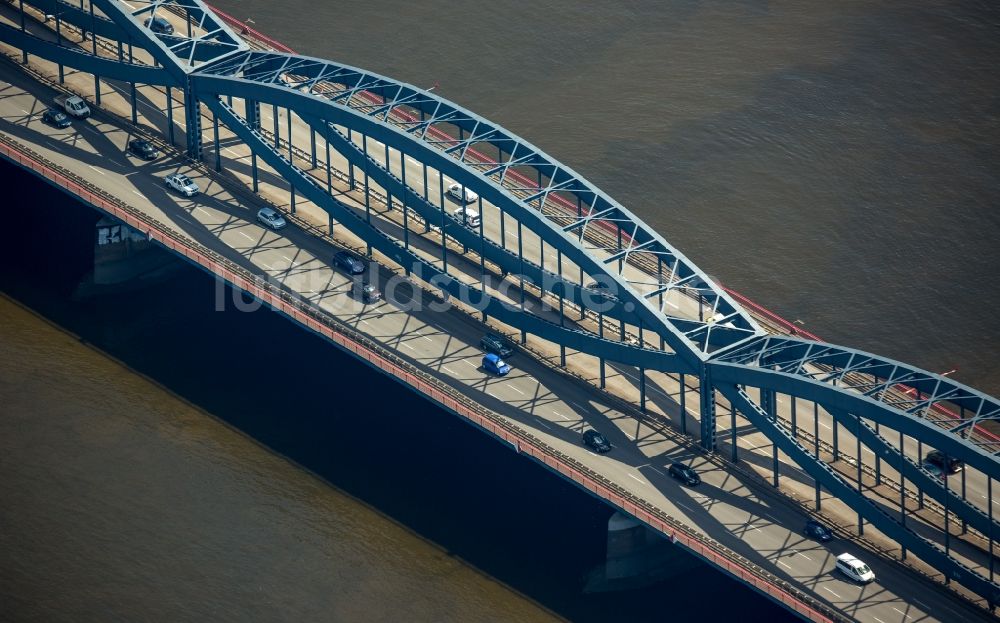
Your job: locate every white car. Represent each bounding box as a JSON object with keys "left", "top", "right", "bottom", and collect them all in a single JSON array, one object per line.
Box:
[
  {"left": 165, "top": 173, "right": 199, "bottom": 197},
  {"left": 835, "top": 553, "right": 875, "bottom": 583},
  {"left": 257, "top": 207, "right": 287, "bottom": 230},
  {"left": 447, "top": 182, "right": 478, "bottom": 204},
  {"left": 452, "top": 206, "right": 481, "bottom": 228}
]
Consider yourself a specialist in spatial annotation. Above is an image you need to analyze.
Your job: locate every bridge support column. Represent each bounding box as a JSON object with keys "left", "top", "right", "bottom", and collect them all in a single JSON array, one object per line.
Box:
[
  {"left": 310, "top": 129, "right": 317, "bottom": 169},
  {"left": 761, "top": 388, "right": 778, "bottom": 487},
  {"left": 212, "top": 112, "right": 221, "bottom": 172},
  {"left": 19, "top": 0, "right": 27, "bottom": 64},
  {"left": 246, "top": 99, "right": 261, "bottom": 192},
  {"left": 814, "top": 402, "right": 821, "bottom": 510},
  {"left": 855, "top": 412, "right": 863, "bottom": 536},
  {"left": 184, "top": 84, "right": 203, "bottom": 161},
  {"left": 699, "top": 370, "right": 716, "bottom": 452},
  {"left": 730, "top": 400, "right": 737, "bottom": 463},
  {"left": 679, "top": 373, "right": 687, "bottom": 435},
  {"left": 166, "top": 87, "right": 174, "bottom": 146},
  {"left": 900, "top": 429, "right": 907, "bottom": 559}
]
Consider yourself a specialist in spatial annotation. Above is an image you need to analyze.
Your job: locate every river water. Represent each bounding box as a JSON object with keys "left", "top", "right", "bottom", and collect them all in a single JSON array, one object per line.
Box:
[{"left": 3, "top": 1, "right": 999, "bottom": 621}]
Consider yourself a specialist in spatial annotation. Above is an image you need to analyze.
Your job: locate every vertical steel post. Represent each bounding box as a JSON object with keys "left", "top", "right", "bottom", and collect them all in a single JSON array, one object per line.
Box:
[
  {"left": 166, "top": 87, "right": 174, "bottom": 145},
  {"left": 917, "top": 439, "right": 924, "bottom": 509},
  {"left": 184, "top": 78, "right": 202, "bottom": 160},
  {"left": 479, "top": 196, "right": 486, "bottom": 321},
  {"left": 438, "top": 170, "right": 447, "bottom": 273},
  {"left": 815, "top": 402, "right": 821, "bottom": 510},
  {"left": 856, "top": 413, "right": 863, "bottom": 535},
  {"left": 679, "top": 373, "right": 687, "bottom": 435},
  {"left": 401, "top": 151, "right": 409, "bottom": 256},
  {"left": 699, "top": 371, "right": 716, "bottom": 452},
  {"left": 56, "top": 14, "right": 64, "bottom": 83},
  {"left": 731, "top": 400, "right": 737, "bottom": 463},
  {"left": 326, "top": 139, "right": 332, "bottom": 196},
  {"left": 990, "top": 477, "right": 995, "bottom": 584},
  {"left": 874, "top": 421, "right": 881, "bottom": 486},
  {"left": 944, "top": 461, "right": 951, "bottom": 565},
  {"left": 832, "top": 419, "right": 839, "bottom": 460},
  {"left": 518, "top": 221, "right": 526, "bottom": 344},
  {"left": 128, "top": 43, "right": 137, "bottom": 125},
  {"left": 900, "top": 430, "right": 907, "bottom": 560},
  {"left": 19, "top": 0, "right": 27, "bottom": 64},
  {"left": 89, "top": 2, "right": 99, "bottom": 105},
  {"left": 558, "top": 250, "right": 566, "bottom": 366},
  {"left": 272, "top": 104, "right": 279, "bottom": 148},
  {"left": 286, "top": 109, "right": 293, "bottom": 162},
  {"left": 790, "top": 396, "right": 796, "bottom": 439},
  {"left": 213, "top": 112, "right": 221, "bottom": 171},
  {"left": 762, "top": 389, "right": 778, "bottom": 486},
  {"left": 310, "top": 129, "right": 317, "bottom": 168},
  {"left": 598, "top": 310, "right": 605, "bottom": 389}
]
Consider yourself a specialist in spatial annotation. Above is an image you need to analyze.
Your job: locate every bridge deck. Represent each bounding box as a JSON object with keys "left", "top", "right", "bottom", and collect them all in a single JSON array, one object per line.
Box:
[{"left": 0, "top": 6, "right": 994, "bottom": 622}]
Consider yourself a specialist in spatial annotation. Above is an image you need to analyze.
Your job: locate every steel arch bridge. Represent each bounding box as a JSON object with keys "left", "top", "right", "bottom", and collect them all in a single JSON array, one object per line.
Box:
[{"left": 5, "top": 0, "right": 1000, "bottom": 605}]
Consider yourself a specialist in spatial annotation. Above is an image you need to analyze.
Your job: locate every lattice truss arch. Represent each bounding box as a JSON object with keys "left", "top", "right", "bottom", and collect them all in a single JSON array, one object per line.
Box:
[
  {"left": 190, "top": 49, "right": 765, "bottom": 362},
  {"left": 712, "top": 335, "right": 1000, "bottom": 470},
  {"left": 89, "top": 0, "right": 247, "bottom": 69}
]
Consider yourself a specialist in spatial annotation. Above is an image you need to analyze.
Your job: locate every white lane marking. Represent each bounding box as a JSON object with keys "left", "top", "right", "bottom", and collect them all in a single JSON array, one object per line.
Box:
[
  {"left": 777, "top": 560, "right": 791, "bottom": 569},
  {"left": 648, "top": 466, "right": 665, "bottom": 476},
  {"left": 441, "top": 365, "right": 455, "bottom": 374},
  {"left": 891, "top": 607, "right": 912, "bottom": 620},
  {"left": 551, "top": 411, "right": 569, "bottom": 421},
  {"left": 818, "top": 421, "right": 831, "bottom": 430},
  {"left": 536, "top": 419, "right": 552, "bottom": 430},
  {"left": 798, "top": 553, "right": 812, "bottom": 561},
  {"left": 462, "top": 359, "right": 478, "bottom": 368},
  {"left": 131, "top": 190, "right": 142, "bottom": 196},
  {"left": 19, "top": 108, "right": 27, "bottom": 113},
  {"left": 224, "top": 148, "right": 240, "bottom": 156},
  {"left": 402, "top": 342, "right": 415, "bottom": 351},
  {"left": 87, "top": 165, "right": 105, "bottom": 175},
  {"left": 664, "top": 299, "right": 679, "bottom": 309},
  {"left": 628, "top": 473, "right": 644, "bottom": 484},
  {"left": 239, "top": 231, "right": 254, "bottom": 241},
  {"left": 673, "top": 501, "right": 696, "bottom": 514},
  {"left": 822, "top": 586, "right": 841, "bottom": 598},
  {"left": 509, "top": 385, "right": 525, "bottom": 395},
  {"left": 872, "top": 617, "right": 886, "bottom": 623},
  {"left": 911, "top": 600, "right": 927, "bottom": 610},
  {"left": 360, "top": 319, "right": 370, "bottom": 326}
]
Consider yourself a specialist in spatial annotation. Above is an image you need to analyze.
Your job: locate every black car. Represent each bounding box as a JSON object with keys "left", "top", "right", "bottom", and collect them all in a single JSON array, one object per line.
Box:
[
  {"left": 144, "top": 16, "right": 174, "bottom": 35},
  {"left": 925, "top": 450, "right": 963, "bottom": 474},
  {"left": 805, "top": 519, "right": 833, "bottom": 542},
  {"left": 357, "top": 282, "right": 382, "bottom": 304},
  {"left": 333, "top": 250, "right": 366, "bottom": 275},
  {"left": 480, "top": 333, "right": 513, "bottom": 358},
  {"left": 668, "top": 462, "right": 701, "bottom": 486},
  {"left": 127, "top": 138, "right": 159, "bottom": 161},
  {"left": 42, "top": 108, "right": 71, "bottom": 128},
  {"left": 582, "top": 429, "right": 611, "bottom": 454}
]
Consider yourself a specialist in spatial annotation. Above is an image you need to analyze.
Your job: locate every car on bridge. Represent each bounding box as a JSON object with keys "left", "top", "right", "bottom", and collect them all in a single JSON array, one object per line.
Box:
[
  {"left": 446, "top": 182, "right": 478, "bottom": 204},
  {"left": 582, "top": 429, "right": 612, "bottom": 453},
  {"left": 804, "top": 519, "right": 833, "bottom": 542},
  {"left": 41, "top": 108, "right": 71, "bottom": 128},
  {"left": 126, "top": 138, "right": 159, "bottom": 161},
  {"left": 333, "top": 250, "right": 366, "bottom": 275},
  {"left": 256, "top": 207, "right": 287, "bottom": 231},
  {"left": 144, "top": 16, "right": 175, "bottom": 35},
  {"left": 480, "top": 333, "right": 513, "bottom": 359},
  {"left": 668, "top": 462, "right": 701, "bottom": 486},
  {"left": 482, "top": 353, "right": 511, "bottom": 376},
  {"left": 924, "top": 450, "right": 963, "bottom": 474},
  {"left": 355, "top": 281, "right": 382, "bottom": 304},
  {"left": 164, "top": 173, "right": 199, "bottom": 197},
  {"left": 835, "top": 553, "right": 875, "bottom": 584},
  {"left": 452, "top": 206, "right": 481, "bottom": 228}
]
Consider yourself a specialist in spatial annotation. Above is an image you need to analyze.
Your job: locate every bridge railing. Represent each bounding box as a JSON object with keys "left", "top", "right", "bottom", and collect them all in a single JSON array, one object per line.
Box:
[{"left": 0, "top": 128, "right": 846, "bottom": 623}]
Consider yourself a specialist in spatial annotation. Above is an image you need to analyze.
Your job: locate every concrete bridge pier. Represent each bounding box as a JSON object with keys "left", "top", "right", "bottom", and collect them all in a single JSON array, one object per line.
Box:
[
  {"left": 584, "top": 512, "right": 699, "bottom": 593},
  {"left": 74, "top": 216, "right": 180, "bottom": 298}
]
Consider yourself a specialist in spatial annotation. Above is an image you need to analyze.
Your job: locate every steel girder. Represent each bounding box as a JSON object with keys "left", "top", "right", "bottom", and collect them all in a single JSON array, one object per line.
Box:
[
  {"left": 0, "top": 21, "right": 173, "bottom": 85},
  {"left": 204, "top": 97, "right": 688, "bottom": 374},
  {"left": 88, "top": 0, "right": 246, "bottom": 77},
  {"left": 710, "top": 335, "right": 1000, "bottom": 473},
  {"left": 820, "top": 404, "right": 1000, "bottom": 542},
  {"left": 721, "top": 383, "right": 1000, "bottom": 604},
  {"left": 187, "top": 49, "right": 764, "bottom": 369}
]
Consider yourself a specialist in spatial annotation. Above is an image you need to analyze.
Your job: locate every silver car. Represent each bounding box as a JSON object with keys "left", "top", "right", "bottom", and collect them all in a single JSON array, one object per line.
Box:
[
  {"left": 165, "top": 173, "right": 199, "bottom": 197},
  {"left": 257, "top": 207, "right": 287, "bottom": 230}
]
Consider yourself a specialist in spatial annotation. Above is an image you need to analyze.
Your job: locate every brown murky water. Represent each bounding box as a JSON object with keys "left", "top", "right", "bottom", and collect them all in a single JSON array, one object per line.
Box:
[{"left": 0, "top": 295, "right": 557, "bottom": 622}]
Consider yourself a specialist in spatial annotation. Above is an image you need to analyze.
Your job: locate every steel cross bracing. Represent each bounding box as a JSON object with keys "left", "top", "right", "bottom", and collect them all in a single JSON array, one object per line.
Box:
[
  {"left": 6, "top": 0, "right": 1000, "bottom": 605},
  {"left": 186, "top": 49, "right": 764, "bottom": 367}
]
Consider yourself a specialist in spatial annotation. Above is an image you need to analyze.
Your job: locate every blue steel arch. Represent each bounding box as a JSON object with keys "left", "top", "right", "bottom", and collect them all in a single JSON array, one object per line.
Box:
[{"left": 6, "top": 0, "right": 1000, "bottom": 605}]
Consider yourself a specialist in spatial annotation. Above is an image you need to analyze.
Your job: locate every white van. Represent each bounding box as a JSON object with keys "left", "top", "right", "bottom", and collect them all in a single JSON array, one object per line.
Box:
[{"left": 453, "top": 206, "right": 481, "bottom": 228}]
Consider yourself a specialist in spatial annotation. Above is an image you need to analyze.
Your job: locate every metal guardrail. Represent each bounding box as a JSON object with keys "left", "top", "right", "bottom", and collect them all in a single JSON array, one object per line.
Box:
[{"left": 0, "top": 124, "right": 846, "bottom": 623}]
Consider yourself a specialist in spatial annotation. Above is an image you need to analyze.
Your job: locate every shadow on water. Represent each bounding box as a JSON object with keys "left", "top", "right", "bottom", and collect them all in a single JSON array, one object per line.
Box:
[{"left": 0, "top": 159, "right": 795, "bottom": 622}]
